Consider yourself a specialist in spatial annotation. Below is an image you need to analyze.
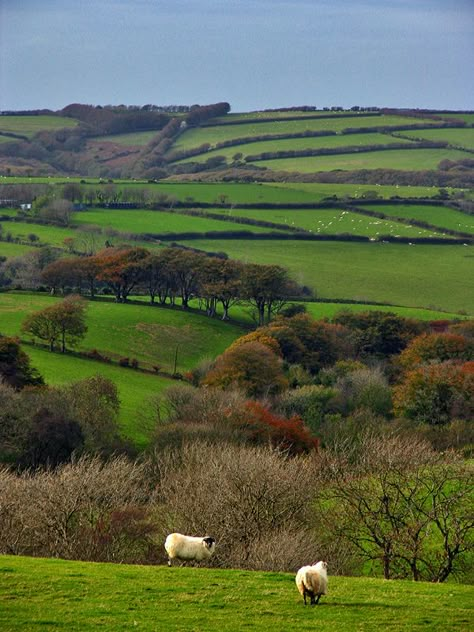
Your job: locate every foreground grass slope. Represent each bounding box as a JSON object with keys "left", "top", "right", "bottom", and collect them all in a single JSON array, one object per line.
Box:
[{"left": 0, "top": 556, "right": 472, "bottom": 632}]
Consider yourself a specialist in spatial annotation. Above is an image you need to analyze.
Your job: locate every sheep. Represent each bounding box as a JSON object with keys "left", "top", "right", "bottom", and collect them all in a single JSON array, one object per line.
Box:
[
  {"left": 164, "top": 533, "right": 216, "bottom": 567},
  {"left": 295, "top": 561, "right": 328, "bottom": 606}
]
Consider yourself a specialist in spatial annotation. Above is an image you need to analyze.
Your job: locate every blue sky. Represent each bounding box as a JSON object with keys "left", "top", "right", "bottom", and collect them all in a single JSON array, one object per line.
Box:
[{"left": 1, "top": 0, "right": 473, "bottom": 112}]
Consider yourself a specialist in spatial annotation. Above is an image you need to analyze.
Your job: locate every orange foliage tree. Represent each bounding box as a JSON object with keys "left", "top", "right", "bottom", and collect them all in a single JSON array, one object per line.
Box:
[
  {"left": 202, "top": 341, "right": 288, "bottom": 397},
  {"left": 239, "top": 401, "right": 319, "bottom": 456},
  {"left": 399, "top": 333, "right": 474, "bottom": 370},
  {"left": 393, "top": 361, "right": 474, "bottom": 424}
]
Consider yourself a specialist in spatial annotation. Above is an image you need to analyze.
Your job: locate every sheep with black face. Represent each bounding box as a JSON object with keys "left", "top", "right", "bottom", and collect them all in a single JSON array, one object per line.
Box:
[{"left": 164, "top": 533, "right": 216, "bottom": 566}]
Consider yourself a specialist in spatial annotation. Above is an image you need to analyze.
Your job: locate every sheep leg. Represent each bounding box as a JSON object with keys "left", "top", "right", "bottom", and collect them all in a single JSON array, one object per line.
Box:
[
  {"left": 314, "top": 594, "right": 321, "bottom": 605},
  {"left": 310, "top": 593, "right": 316, "bottom": 606},
  {"left": 303, "top": 591, "right": 308, "bottom": 605}
]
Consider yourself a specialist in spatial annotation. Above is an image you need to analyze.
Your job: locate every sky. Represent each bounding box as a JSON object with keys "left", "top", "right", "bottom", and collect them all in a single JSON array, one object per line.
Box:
[{"left": 1, "top": 0, "right": 473, "bottom": 113}]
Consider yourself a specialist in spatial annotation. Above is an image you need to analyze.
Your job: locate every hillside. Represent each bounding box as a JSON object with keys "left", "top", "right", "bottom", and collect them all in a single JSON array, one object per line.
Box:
[{"left": 0, "top": 556, "right": 472, "bottom": 631}]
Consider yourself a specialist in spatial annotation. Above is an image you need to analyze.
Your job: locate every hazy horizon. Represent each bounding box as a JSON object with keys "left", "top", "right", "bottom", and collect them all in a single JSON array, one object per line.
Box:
[{"left": 1, "top": 0, "right": 473, "bottom": 113}]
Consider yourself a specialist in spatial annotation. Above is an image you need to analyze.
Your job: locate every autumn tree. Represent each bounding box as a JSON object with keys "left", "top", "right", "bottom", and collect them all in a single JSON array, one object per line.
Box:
[
  {"left": 95, "top": 247, "right": 149, "bottom": 302},
  {"left": 398, "top": 333, "right": 474, "bottom": 371},
  {"left": 393, "top": 360, "right": 474, "bottom": 424},
  {"left": 242, "top": 263, "right": 304, "bottom": 326},
  {"left": 203, "top": 341, "right": 288, "bottom": 398},
  {"left": 22, "top": 296, "right": 88, "bottom": 353}
]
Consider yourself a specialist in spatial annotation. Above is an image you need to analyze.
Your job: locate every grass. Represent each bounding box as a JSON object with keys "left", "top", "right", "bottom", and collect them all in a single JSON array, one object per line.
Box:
[
  {"left": 91, "top": 131, "right": 159, "bottom": 146},
  {"left": 252, "top": 148, "right": 469, "bottom": 173},
  {"left": 72, "top": 208, "right": 289, "bottom": 235},
  {"left": 173, "top": 115, "right": 440, "bottom": 151},
  {"left": 0, "top": 555, "right": 472, "bottom": 631},
  {"left": 0, "top": 220, "right": 78, "bottom": 246},
  {"left": 360, "top": 204, "right": 474, "bottom": 236},
  {"left": 174, "top": 132, "right": 415, "bottom": 164},
  {"left": 0, "top": 292, "right": 247, "bottom": 374},
  {"left": 0, "top": 241, "right": 36, "bottom": 257},
  {"left": 209, "top": 208, "right": 448, "bottom": 239},
  {"left": 264, "top": 182, "right": 449, "bottom": 200},
  {"left": 24, "top": 346, "right": 171, "bottom": 447},
  {"left": 178, "top": 239, "right": 474, "bottom": 315},
  {"left": 401, "top": 128, "right": 474, "bottom": 150},
  {"left": 0, "top": 115, "right": 78, "bottom": 137},
  {"left": 303, "top": 302, "right": 467, "bottom": 322}
]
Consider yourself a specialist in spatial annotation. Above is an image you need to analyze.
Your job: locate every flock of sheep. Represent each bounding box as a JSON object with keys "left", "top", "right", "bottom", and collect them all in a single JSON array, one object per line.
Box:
[{"left": 164, "top": 532, "right": 328, "bottom": 606}]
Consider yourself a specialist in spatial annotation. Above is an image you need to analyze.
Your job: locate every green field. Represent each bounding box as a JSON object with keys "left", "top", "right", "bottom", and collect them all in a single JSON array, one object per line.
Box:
[
  {"left": 0, "top": 241, "right": 35, "bottom": 257},
  {"left": 24, "top": 346, "right": 171, "bottom": 446},
  {"left": 401, "top": 127, "right": 474, "bottom": 150},
  {"left": 173, "top": 114, "right": 440, "bottom": 151},
  {"left": 92, "top": 131, "right": 159, "bottom": 146},
  {"left": 174, "top": 132, "right": 415, "bottom": 164},
  {"left": 0, "top": 556, "right": 472, "bottom": 632},
  {"left": 265, "top": 182, "right": 449, "bottom": 200},
  {"left": 72, "top": 208, "right": 289, "bottom": 235},
  {"left": 253, "top": 148, "right": 469, "bottom": 173},
  {"left": 361, "top": 204, "right": 474, "bottom": 235},
  {"left": 209, "top": 207, "right": 448, "bottom": 239},
  {"left": 0, "top": 292, "right": 247, "bottom": 374},
  {"left": 0, "top": 220, "right": 77, "bottom": 246},
  {"left": 178, "top": 239, "right": 474, "bottom": 314},
  {"left": 0, "top": 115, "right": 78, "bottom": 137},
  {"left": 303, "top": 302, "right": 466, "bottom": 322}
]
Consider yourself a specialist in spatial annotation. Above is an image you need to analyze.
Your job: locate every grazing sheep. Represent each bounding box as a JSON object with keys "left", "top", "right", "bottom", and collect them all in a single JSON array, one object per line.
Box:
[
  {"left": 295, "top": 561, "right": 328, "bottom": 605},
  {"left": 164, "top": 533, "right": 216, "bottom": 567}
]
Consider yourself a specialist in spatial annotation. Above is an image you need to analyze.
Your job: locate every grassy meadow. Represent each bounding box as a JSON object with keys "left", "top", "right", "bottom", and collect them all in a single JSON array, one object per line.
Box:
[
  {"left": 0, "top": 556, "right": 472, "bottom": 632},
  {"left": 178, "top": 239, "right": 474, "bottom": 314},
  {"left": 72, "top": 208, "right": 289, "bottom": 235},
  {"left": 401, "top": 127, "right": 474, "bottom": 150},
  {"left": 0, "top": 241, "right": 35, "bottom": 257},
  {"left": 0, "top": 292, "right": 247, "bottom": 373},
  {"left": 252, "top": 148, "right": 469, "bottom": 173},
  {"left": 209, "top": 207, "right": 449, "bottom": 238},
  {"left": 361, "top": 204, "right": 474, "bottom": 235},
  {"left": 0, "top": 115, "right": 78, "bottom": 137},
  {"left": 174, "top": 132, "right": 415, "bottom": 165},
  {"left": 173, "top": 114, "right": 440, "bottom": 151}
]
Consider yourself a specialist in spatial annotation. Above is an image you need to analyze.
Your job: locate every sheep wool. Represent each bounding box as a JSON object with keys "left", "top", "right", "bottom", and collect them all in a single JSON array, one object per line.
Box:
[
  {"left": 295, "top": 561, "right": 328, "bottom": 606},
  {"left": 164, "top": 533, "right": 216, "bottom": 567}
]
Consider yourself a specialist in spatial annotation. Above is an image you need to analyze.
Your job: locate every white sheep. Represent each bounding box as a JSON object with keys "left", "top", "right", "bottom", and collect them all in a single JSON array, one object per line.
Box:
[
  {"left": 164, "top": 533, "right": 216, "bottom": 567},
  {"left": 295, "top": 561, "right": 328, "bottom": 605}
]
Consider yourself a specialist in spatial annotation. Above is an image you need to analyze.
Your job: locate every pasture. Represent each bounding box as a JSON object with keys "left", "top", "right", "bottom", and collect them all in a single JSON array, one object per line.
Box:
[
  {"left": 0, "top": 556, "right": 472, "bottom": 632},
  {"left": 173, "top": 114, "right": 440, "bottom": 151},
  {"left": 0, "top": 241, "right": 35, "bottom": 257},
  {"left": 72, "top": 208, "right": 289, "bottom": 235},
  {"left": 174, "top": 132, "right": 415, "bottom": 165},
  {"left": 178, "top": 239, "right": 474, "bottom": 314},
  {"left": 360, "top": 204, "right": 474, "bottom": 235},
  {"left": 209, "top": 207, "right": 448, "bottom": 239},
  {"left": 0, "top": 292, "right": 247, "bottom": 374},
  {"left": 252, "top": 148, "right": 469, "bottom": 173},
  {"left": 400, "top": 127, "right": 474, "bottom": 150},
  {"left": 0, "top": 115, "right": 78, "bottom": 137},
  {"left": 92, "top": 131, "right": 159, "bottom": 146}
]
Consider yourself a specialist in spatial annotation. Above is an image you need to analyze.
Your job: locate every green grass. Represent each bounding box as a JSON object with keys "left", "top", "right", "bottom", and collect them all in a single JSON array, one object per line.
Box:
[
  {"left": 72, "top": 208, "right": 288, "bottom": 235},
  {"left": 263, "top": 182, "right": 449, "bottom": 200},
  {"left": 209, "top": 208, "right": 447, "bottom": 239},
  {"left": 174, "top": 133, "right": 415, "bottom": 164},
  {"left": 401, "top": 128, "right": 474, "bottom": 150},
  {"left": 303, "top": 302, "right": 466, "bottom": 322},
  {"left": 0, "top": 115, "right": 78, "bottom": 138},
  {"left": 178, "top": 239, "right": 474, "bottom": 315},
  {"left": 0, "top": 292, "right": 247, "bottom": 374},
  {"left": 441, "top": 113, "right": 474, "bottom": 124},
  {"left": 0, "top": 556, "right": 472, "bottom": 632},
  {"left": 0, "top": 221, "right": 78, "bottom": 246},
  {"left": 24, "top": 346, "right": 171, "bottom": 447},
  {"left": 0, "top": 241, "right": 35, "bottom": 257},
  {"left": 252, "top": 148, "right": 469, "bottom": 173},
  {"left": 91, "top": 131, "right": 159, "bottom": 146},
  {"left": 361, "top": 204, "right": 474, "bottom": 235},
  {"left": 173, "top": 115, "right": 440, "bottom": 151}
]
